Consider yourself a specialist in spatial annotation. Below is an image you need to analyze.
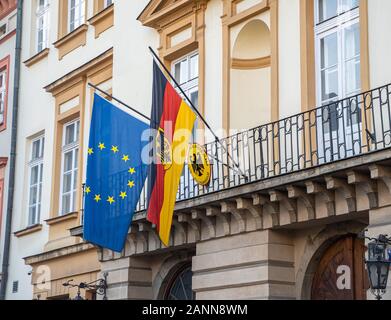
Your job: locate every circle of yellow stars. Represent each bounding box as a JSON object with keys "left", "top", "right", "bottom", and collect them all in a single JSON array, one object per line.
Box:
[{"left": 86, "top": 142, "right": 137, "bottom": 205}]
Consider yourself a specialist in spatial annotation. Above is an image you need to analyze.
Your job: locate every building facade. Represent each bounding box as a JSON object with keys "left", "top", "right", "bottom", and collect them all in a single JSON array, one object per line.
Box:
[
  {"left": 0, "top": 0, "right": 17, "bottom": 296},
  {"left": 2, "top": 0, "right": 391, "bottom": 300}
]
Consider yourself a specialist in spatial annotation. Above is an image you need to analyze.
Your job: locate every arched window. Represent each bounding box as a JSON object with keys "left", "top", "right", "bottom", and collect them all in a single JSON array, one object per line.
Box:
[{"left": 164, "top": 265, "right": 195, "bottom": 300}]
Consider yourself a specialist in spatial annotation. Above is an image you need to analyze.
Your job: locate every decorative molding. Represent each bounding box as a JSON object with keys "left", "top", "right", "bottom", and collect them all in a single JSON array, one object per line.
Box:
[
  {"left": 14, "top": 224, "right": 43, "bottom": 238},
  {"left": 53, "top": 24, "right": 88, "bottom": 60},
  {"left": 23, "top": 48, "right": 50, "bottom": 68},
  {"left": 45, "top": 212, "right": 79, "bottom": 226},
  {"left": 231, "top": 56, "right": 271, "bottom": 70},
  {"left": 44, "top": 48, "right": 113, "bottom": 95},
  {"left": 88, "top": 4, "right": 114, "bottom": 38}
]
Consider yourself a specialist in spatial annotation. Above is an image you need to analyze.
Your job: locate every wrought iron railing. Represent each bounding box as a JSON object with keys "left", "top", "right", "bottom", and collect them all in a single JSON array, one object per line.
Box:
[{"left": 136, "top": 83, "right": 391, "bottom": 212}]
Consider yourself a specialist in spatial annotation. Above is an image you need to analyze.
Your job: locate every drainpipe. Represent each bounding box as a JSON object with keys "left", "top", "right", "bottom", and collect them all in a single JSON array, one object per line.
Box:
[{"left": 0, "top": 0, "right": 23, "bottom": 300}]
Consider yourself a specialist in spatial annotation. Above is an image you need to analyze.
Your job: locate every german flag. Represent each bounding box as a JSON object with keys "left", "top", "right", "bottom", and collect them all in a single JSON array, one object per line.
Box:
[{"left": 146, "top": 61, "right": 196, "bottom": 246}]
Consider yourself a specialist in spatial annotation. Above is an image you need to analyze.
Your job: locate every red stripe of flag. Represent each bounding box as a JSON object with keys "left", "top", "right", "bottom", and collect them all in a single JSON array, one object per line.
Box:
[{"left": 146, "top": 82, "right": 182, "bottom": 230}]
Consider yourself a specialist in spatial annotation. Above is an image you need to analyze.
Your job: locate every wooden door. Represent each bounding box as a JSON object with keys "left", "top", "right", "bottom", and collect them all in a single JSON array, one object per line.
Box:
[{"left": 311, "top": 235, "right": 368, "bottom": 300}]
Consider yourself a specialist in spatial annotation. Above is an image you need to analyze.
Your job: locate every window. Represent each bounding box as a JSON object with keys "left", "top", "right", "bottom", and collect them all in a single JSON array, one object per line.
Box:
[
  {"left": 27, "top": 136, "right": 45, "bottom": 226},
  {"left": 172, "top": 52, "right": 199, "bottom": 136},
  {"left": 68, "top": 0, "right": 85, "bottom": 33},
  {"left": 164, "top": 265, "right": 195, "bottom": 300},
  {"left": 60, "top": 119, "right": 80, "bottom": 215},
  {"left": 315, "top": 0, "right": 360, "bottom": 106},
  {"left": 0, "top": 69, "right": 7, "bottom": 127},
  {"left": 36, "top": 0, "right": 50, "bottom": 53}
]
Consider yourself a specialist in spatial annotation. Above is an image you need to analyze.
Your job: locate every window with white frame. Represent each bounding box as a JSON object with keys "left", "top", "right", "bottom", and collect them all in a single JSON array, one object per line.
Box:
[
  {"left": 27, "top": 135, "right": 45, "bottom": 226},
  {"left": 36, "top": 0, "right": 50, "bottom": 53},
  {"left": 0, "top": 69, "right": 7, "bottom": 126},
  {"left": 315, "top": 0, "right": 360, "bottom": 107},
  {"left": 60, "top": 119, "right": 80, "bottom": 215},
  {"left": 68, "top": 0, "right": 85, "bottom": 33},
  {"left": 172, "top": 52, "right": 199, "bottom": 136},
  {"left": 104, "top": 0, "right": 113, "bottom": 8}
]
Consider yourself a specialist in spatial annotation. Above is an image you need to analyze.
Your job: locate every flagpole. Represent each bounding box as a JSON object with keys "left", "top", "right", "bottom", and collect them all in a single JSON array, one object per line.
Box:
[
  {"left": 148, "top": 46, "right": 249, "bottom": 181},
  {"left": 88, "top": 83, "right": 151, "bottom": 123},
  {"left": 88, "top": 83, "right": 240, "bottom": 174}
]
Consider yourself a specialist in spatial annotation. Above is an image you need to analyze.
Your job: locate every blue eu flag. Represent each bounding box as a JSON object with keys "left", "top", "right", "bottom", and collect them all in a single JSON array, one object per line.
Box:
[{"left": 83, "top": 94, "right": 149, "bottom": 252}]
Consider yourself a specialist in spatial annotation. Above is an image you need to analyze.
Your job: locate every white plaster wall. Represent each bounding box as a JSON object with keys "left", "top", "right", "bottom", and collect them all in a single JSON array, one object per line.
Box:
[
  {"left": 278, "top": 0, "right": 301, "bottom": 119},
  {"left": 367, "top": 0, "right": 391, "bottom": 88},
  {"left": 204, "top": 0, "right": 223, "bottom": 141}
]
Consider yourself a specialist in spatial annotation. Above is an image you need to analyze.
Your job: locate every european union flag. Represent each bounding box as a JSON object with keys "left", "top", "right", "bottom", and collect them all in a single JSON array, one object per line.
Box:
[{"left": 83, "top": 94, "right": 149, "bottom": 252}]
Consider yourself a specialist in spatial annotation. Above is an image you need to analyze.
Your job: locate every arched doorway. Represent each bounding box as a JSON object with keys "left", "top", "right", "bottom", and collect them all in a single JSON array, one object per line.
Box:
[
  {"left": 311, "top": 235, "right": 368, "bottom": 300},
  {"left": 164, "top": 264, "right": 195, "bottom": 300}
]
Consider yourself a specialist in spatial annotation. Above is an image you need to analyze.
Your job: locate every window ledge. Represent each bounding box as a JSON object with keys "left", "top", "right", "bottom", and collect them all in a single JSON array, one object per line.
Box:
[
  {"left": 23, "top": 48, "right": 50, "bottom": 68},
  {"left": 88, "top": 4, "right": 114, "bottom": 38},
  {"left": 53, "top": 24, "right": 88, "bottom": 60},
  {"left": 14, "top": 224, "right": 43, "bottom": 238},
  {"left": 45, "top": 212, "right": 79, "bottom": 226}
]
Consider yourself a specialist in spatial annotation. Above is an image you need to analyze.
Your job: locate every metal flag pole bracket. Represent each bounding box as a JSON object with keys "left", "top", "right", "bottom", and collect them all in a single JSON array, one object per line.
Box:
[
  {"left": 88, "top": 83, "right": 151, "bottom": 123},
  {"left": 148, "top": 46, "right": 249, "bottom": 182}
]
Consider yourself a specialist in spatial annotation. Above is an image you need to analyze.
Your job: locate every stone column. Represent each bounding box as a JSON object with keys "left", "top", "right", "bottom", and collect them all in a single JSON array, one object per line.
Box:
[
  {"left": 192, "top": 230, "right": 295, "bottom": 300},
  {"left": 100, "top": 257, "right": 153, "bottom": 300}
]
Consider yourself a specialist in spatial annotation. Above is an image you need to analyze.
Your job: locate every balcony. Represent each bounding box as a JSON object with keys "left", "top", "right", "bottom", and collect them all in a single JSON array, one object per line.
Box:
[
  {"left": 73, "top": 83, "right": 391, "bottom": 249},
  {"left": 133, "top": 83, "right": 391, "bottom": 212}
]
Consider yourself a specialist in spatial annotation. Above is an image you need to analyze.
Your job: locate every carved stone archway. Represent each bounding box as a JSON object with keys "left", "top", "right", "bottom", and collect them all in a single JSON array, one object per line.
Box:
[{"left": 296, "top": 222, "right": 368, "bottom": 300}]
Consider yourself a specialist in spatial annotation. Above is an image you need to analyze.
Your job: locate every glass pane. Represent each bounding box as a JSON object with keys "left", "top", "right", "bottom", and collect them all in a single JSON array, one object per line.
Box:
[
  {"left": 65, "top": 123, "right": 75, "bottom": 145},
  {"left": 321, "top": 68, "right": 339, "bottom": 102},
  {"left": 189, "top": 55, "right": 199, "bottom": 80},
  {"left": 75, "top": 120, "right": 80, "bottom": 141},
  {"left": 177, "top": 60, "right": 188, "bottom": 85},
  {"left": 29, "top": 185, "right": 38, "bottom": 205},
  {"left": 321, "top": 33, "right": 338, "bottom": 69},
  {"left": 74, "top": 148, "right": 79, "bottom": 168},
  {"left": 64, "top": 151, "right": 73, "bottom": 172},
  {"left": 30, "top": 165, "right": 39, "bottom": 184},
  {"left": 41, "top": 138, "right": 45, "bottom": 158},
  {"left": 345, "top": 23, "right": 360, "bottom": 60},
  {"left": 72, "top": 190, "right": 77, "bottom": 211},
  {"left": 345, "top": 58, "right": 360, "bottom": 95},
  {"left": 29, "top": 206, "right": 36, "bottom": 225},
  {"left": 340, "top": 0, "right": 359, "bottom": 12},
  {"left": 190, "top": 90, "right": 198, "bottom": 109},
  {"left": 62, "top": 194, "right": 71, "bottom": 214},
  {"left": 39, "top": 163, "right": 44, "bottom": 181},
  {"left": 318, "top": 0, "right": 338, "bottom": 23},
  {"left": 63, "top": 173, "right": 72, "bottom": 193},
  {"left": 31, "top": 140, "right": 41, "bottom": 160},
  {"left": 73, "top": 168, "right": 78, "bottom": 190}
]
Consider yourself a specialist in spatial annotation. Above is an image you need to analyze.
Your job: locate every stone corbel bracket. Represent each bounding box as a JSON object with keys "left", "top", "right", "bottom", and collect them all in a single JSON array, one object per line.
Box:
[
  {"left": 178, "top": 213, "right": 201, "bottom": 242},
  {"left": 305, "top": 181, "right": 335, "bottom": 217},
  {"left": 206, "top": 205, "right": 230, "bottom": 236},
  {"left": 235, "top": 197, "right": 263, "bottom": 231},
  {"left": 347, "top": 170, "right": 378, "bottom": 209},
  {"left": 325, "top": 176, "right": 356, "bottom": 213},
  {"left": 269, "top": 190, "right": 297, "bottom": 225},
  {"left": 370, "top": 164, "right": 391, "bottom": 194},
  {"left": 221, "top": 201, "right": 246, "bottom": 234},
  {"left": 252, "top": 193, "right": 279, "bottom": 229},
  {"left": 287, "top": 185, "right": 315, "bottom": 221},
  {"left": 191, "top": 208, "right": 216, "bottom": 240}
]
